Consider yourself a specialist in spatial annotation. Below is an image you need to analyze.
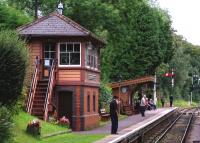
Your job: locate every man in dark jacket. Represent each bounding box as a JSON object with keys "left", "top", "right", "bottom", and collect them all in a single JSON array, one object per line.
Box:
[
  {"left": 110, "top": 96, "right": 119, "bottom": 134},
  {"left": 169, "top": 95, "right": 173, "bottom": 107}
]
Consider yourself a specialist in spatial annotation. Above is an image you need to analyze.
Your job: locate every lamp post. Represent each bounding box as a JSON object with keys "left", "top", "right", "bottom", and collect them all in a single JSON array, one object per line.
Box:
[
  {"left": 153, "top": 74, "right": 157, "bottom": 105},
  {"left": 171, "top": 68, "right": 174, "bottom": 93}
]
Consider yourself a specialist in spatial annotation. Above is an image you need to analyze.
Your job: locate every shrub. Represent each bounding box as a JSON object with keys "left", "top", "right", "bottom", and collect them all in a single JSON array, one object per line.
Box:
[
  {"left": 99, "top": 82, "right": 112, "bottom": 111},
  {"left": 0, "top": 30, "right": 29, "bottom": 106},
  {"left": 0, "top": 106, "right": 13, "bottom": 143},
  {"left": 59, "top": 116, "right": 70, "bottom": 128}
]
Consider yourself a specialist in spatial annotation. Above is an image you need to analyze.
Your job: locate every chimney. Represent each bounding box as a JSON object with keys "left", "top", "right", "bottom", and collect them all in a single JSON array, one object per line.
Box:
[{"left": 57, "top": 2, "right": 64, "bottom": 15}]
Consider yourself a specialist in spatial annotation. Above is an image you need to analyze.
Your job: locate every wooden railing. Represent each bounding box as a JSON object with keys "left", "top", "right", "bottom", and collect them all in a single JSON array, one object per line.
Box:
[
  {"left": 43, "top": 59, "right": 56, "bottom": 121},
  {"left": 26, "top": 58, "right": 39, "bottom": 113}
]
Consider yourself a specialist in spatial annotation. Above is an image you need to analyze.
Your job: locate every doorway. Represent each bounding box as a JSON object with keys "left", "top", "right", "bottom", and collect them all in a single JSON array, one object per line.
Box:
[
  {"left": 43, "top": 43, "right": 56, "bottom": 77},
  {"left": 58, "top": 91, "right": 73, "bottom": 127}
]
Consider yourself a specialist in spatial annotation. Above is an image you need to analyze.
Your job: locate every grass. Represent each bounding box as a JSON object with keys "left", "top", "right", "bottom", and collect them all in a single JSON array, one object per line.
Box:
[
  {"left": 157, "top": 99, "right": 198, "bottom": 108},
  {"left": 173, "top": 99, "right": 198, "bottom": 108},
  {"left": 13, "top": 111, "right": 107, "bottom": 143}
]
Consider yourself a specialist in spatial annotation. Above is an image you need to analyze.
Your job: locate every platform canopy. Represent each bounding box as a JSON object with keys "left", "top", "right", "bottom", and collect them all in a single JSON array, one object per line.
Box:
[{"left": 108, "top": 76, "right": 154, "bottom": 88}]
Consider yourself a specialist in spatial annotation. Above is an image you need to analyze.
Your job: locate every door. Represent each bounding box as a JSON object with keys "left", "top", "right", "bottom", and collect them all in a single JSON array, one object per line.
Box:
[
  {"left": 58, "top": 91, "right": 73, "bottom": 127},
  {"left": 43, "top": 43, "right": 56, "bottom": 77}
]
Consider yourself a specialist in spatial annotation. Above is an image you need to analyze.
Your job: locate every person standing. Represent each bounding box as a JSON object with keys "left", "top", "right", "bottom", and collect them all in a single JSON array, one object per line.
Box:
[
  {"left": 161, "top": 96, "right": 165, "bottom": 107},
  {"left": 169, "top": 95, "right": 173, "bottom": 107},
  {"left": 110, "top": 96, "right": 119, "bottom": 134},
  {"left": 140, "top": 95, "right": 147, "bottom": 117}
]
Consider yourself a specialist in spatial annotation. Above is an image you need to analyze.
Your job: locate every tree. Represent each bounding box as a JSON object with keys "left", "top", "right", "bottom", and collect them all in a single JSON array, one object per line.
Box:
[
  {"left": 0, "top": 30, "right": 29, "bottom": 106},
  {"left": 102, "top": 0, "right": 174, "bottom": 81},
  {"left": 0, "top": 2, "right": 31, "bottom": 30}
]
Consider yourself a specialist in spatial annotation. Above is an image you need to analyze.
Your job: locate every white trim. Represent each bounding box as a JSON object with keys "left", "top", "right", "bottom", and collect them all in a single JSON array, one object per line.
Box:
[
  {"left": 85, "top": 46, "right": 99, "bottom": 70},
  {"left": 58, "top": 42, "right": 81, "bottom": 67}
]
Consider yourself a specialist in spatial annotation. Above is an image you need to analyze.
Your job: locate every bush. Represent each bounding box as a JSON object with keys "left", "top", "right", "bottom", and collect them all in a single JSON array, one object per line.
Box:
[
  {"left": 99, "top": 82, "right": 112, "bottom": 111},
  {"left": 0, "top": 30, "right": 29, "bottom": 106},
  {"left": 0, "top": 106, "right": 13, "bottom": 143}
]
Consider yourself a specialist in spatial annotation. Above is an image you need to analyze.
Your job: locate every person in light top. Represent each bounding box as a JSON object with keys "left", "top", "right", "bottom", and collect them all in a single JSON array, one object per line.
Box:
[{"left": 140, "top": 94, "right": 147, "bottom": 117}]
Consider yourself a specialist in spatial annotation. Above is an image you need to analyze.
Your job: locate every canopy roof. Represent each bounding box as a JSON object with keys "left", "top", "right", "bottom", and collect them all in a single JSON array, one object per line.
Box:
[{"left": 108, "top": 76, "right": 154, "bottom": 88}]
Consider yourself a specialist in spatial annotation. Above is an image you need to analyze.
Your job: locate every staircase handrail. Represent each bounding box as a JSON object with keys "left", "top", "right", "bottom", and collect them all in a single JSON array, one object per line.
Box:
[
  {"left": 27, "top": 58, "right": 39, "bottom": 113},
  {"left": 44, "top": 59, "right": 56, "bottom": 121}
]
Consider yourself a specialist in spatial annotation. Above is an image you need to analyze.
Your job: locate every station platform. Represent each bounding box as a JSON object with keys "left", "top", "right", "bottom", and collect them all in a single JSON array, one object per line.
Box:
[{"left": 91, "top": 107, "right": 177, "bottom": 143}]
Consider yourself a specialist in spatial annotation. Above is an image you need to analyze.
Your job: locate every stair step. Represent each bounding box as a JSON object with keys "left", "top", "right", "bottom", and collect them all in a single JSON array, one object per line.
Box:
[
  {"left": 34, "top": 96, "right": 46, "bottom": 99},
  {"left": 33, "top": 104, "right": 44, "bottom": 108},
  {"left": 36, "top": 86, "right": 48, "bottom": 90},
  {"left": 32, "top": 108, "right": 44, "bottom": 112},
  {"left": 35, "top": 93, "right": 46, "bottom": 96},
  {"left": 33, "top": 100, "right": 45, "bottom": 104}
]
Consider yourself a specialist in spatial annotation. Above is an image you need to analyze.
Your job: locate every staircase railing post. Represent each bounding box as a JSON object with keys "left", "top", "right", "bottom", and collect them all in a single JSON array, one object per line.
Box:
[
  {"left": 27, "top": 57, "right": 39, "bottom": 113},
  {"left": 44, "top": 59, "right": 56, "bottom": 121}
]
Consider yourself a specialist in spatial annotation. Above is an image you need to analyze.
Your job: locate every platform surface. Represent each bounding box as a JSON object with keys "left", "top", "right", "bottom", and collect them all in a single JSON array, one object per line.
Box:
[{"left": 92, "top": 107, "right": 177, "bottom": 143}]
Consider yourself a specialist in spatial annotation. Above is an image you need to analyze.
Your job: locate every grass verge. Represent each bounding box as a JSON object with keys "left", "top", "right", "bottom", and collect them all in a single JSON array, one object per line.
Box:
[{"left": 13, "top": 111, "right": 106, "bottom": 143}]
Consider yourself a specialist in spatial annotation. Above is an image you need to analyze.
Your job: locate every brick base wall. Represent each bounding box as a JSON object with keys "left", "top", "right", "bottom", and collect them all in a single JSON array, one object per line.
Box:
[{"left": 83, "top": 114, "right": 100, "bottom": 130}]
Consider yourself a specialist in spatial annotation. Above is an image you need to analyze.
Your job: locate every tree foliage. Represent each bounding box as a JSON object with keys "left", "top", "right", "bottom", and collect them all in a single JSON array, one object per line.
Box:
[
  {"left": 102, "top": 1, "right": 174, "bottom": 81},
  {"left": 5, "top": 0, "right": 200, "bottom": 102},
  {"left": 0, "top": 2, "right": 31, "bottom": 30},
  {"left": 0, "top": 30, "right": 29, "bottom": 106},
  {"left": 0, "top": 105, "right": 13, "bottom": 143},
  {"left": 157, "top": 34, "right": 200, "bottom": 101}
]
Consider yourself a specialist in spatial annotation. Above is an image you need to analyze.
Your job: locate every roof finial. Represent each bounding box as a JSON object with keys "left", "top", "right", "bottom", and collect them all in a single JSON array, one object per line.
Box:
[{"left": 57, "top": 1, "right": 64, "bottom": 15}]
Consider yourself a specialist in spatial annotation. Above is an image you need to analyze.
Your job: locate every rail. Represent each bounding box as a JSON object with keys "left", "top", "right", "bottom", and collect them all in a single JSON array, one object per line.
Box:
[
  {"left": 181, "top": 109, "right": 195, "bottom": 142},
  {"left": 43, "top": 59, "right": 56, "bottom": 121},
  {"left": 155, "top": 108, "right": 196, "bottom": 143},
  {"left": 26, "top": 58, "right": 39, "bottom": 113}
]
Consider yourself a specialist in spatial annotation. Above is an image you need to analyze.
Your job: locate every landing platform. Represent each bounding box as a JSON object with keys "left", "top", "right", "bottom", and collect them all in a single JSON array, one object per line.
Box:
[{"left": 92, "top": 107, "right": 177, "bottom": 143}]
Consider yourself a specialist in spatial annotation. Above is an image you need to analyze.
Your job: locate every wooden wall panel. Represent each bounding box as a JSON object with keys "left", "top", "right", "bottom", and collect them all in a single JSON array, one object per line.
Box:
[
  {"left": 58, "top": 70, "right": 81, "bottom": 81},
  {"left": 29, "top": 41, "right": 41, "bottom": 67}
]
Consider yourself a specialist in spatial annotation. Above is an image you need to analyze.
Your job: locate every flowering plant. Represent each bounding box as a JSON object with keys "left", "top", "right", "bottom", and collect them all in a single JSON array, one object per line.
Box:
[
  {"left": 26, "top": 119, "right": 41, "bottom": 136},
  {"left": 59, "top": 116, "right": 70, "bottom": 128}
]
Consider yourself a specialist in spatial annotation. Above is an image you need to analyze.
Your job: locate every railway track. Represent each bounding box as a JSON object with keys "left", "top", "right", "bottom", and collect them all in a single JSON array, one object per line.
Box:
[
  {"left": 106, "top": 108, "right": 197, "bottom": 143},
  {"left": 154, "top": 108, "right": 196, "bottom": 143}
]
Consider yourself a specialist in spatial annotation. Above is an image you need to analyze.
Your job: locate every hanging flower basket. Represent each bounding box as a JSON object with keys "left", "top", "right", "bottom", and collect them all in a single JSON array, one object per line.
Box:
[{"left": 26, "top": 119, "right": 41, "bottom": 136}]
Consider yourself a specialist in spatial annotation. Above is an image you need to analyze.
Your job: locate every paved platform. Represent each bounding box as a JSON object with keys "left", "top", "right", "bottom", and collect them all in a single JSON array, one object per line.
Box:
[{"left": 91, "top": 107, "right": 177, "bottom": 143}]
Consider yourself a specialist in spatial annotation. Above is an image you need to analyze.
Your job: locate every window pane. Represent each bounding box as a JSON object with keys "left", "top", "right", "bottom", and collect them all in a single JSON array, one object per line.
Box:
[
  {"left": 50, "top": 52, "right": 55, "bottom": 59},
  {"left": 74, "top": 44, "right": 80, "bottom": 52},
  {"left": 87, "top": 95, "right": 90, "bottom": 112},
  {"left": 50, "top": 46, "right": 55, "bottom": 51},
  {"left": 60, "top": 53, "right": 69, "bottom": 65},
  {"left": 91, "top": 56, "right": 94, "bottom": 67},
  {"left": 67, "top": 44, "right": 73, "bottom": 52},
  {"left": 44, "top": 52, "right": 50, "bottom": 59},
  {"left": 87, "top": 55, "right": 90, "bottom": 66},
  {"left": 70, "top": 53, "right": 80, "bottom": 65},
  {"left": 93, "top": 95, "right": 96, "bottom": 112},
  {"left": 44, "top": 44, "right": 50, "bottom": 51},
  {"left": 60, "top": 44, "right": 66, "bottom": 52}
]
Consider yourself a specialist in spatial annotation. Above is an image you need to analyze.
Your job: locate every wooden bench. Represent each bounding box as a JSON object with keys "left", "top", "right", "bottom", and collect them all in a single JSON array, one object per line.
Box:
[{"left": 100, "top": 108, "right": 110, "bottom": 121}]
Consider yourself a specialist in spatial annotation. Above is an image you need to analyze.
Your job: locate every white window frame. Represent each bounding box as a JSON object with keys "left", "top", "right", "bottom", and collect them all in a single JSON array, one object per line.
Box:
[
  {"left": 58, "top": 42, "right": 81, "bottom": 67},
  {"left": 85, "top": 47, "right": 98, "bottom": 70}
]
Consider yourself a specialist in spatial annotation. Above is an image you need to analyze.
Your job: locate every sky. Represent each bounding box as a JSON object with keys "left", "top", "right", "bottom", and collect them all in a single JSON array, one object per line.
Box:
[{"left": 157, "top": 0, "right": 200, "bottom": 46}]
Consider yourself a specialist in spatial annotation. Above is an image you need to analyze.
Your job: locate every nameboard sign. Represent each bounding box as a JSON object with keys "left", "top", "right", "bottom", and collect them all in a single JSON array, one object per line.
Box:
[{"left": 88, "top": 74, "right": 97, "bottom": 81}]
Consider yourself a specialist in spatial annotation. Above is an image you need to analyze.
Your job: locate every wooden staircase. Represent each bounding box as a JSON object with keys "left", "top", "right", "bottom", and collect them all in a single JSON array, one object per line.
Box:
[
  {"left": 123, "top": 105, "right": 134, "bottom": 116},
  {"left": 31, "top": 79, "right": 48, "bottom": 119},
  {"left": 26, "top": 58, "right": 56, "bottom": 121}
]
